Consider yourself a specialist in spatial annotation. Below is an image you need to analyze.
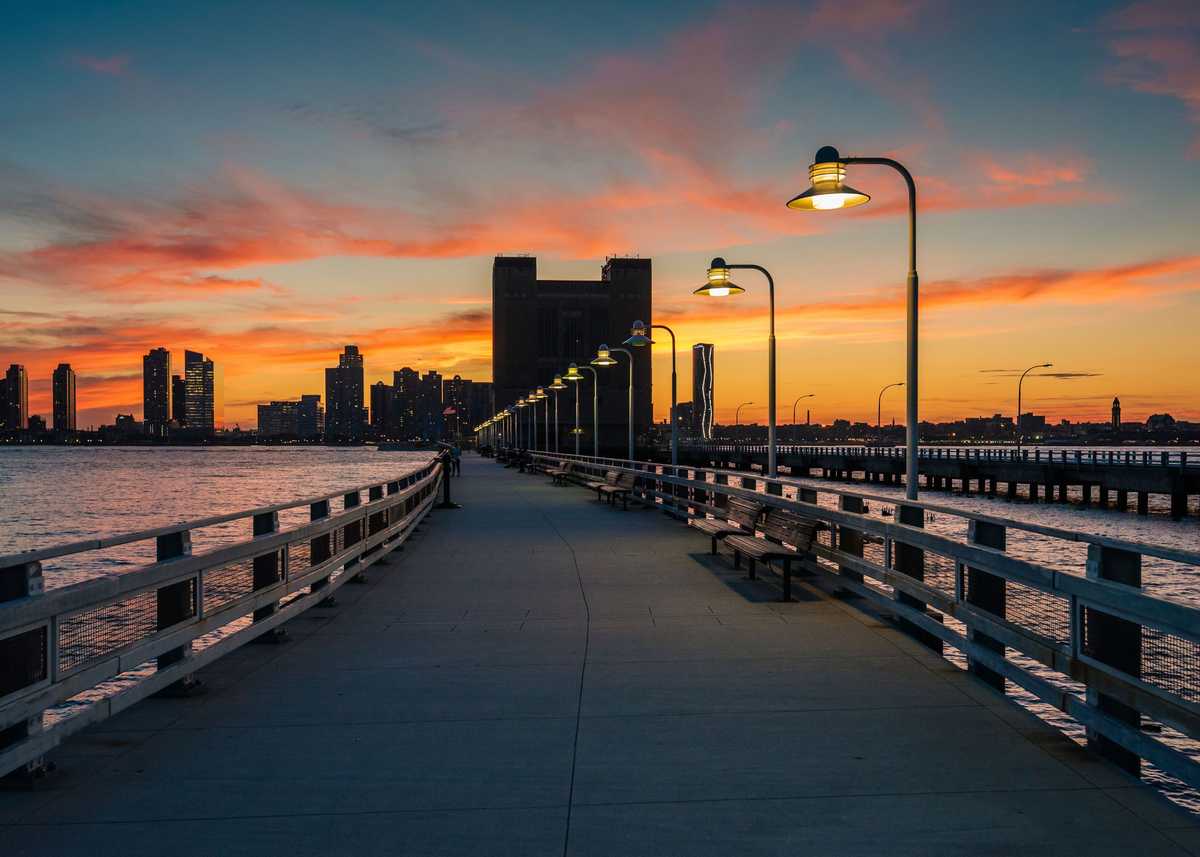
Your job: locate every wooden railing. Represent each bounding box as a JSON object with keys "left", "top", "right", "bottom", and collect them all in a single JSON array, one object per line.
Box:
[
  {"left": 527, "top": 450, "right": 1200, "bottom": 787},
  {"left": 0, "top": 458, "right": 444, "bottom": 780}
]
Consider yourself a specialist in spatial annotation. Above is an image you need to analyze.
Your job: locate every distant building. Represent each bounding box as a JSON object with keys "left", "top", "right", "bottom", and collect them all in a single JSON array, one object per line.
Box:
[
  {"left": 418, "top": 370, "right": 443, "bottom": 440},
  {"left": 297, "top": 395, "right": 322, "bottom": 438},
  {"left": 1147, "top": 413, "right": 1176, "bottom": 431},
  {"left": 184, "top": 350, "right": 216, "bottom": 435},
  {"left": 142, "top": 348, "right": 172, "bottom": 437},
  {"left": 257, "top": 395, "right": 323, "bottom": 439},
  {"left": 1018, "top": 412, "right": 1046, "bottom": 433},
  {"left": 1112, "top": 397, "right": 1121, "bottom": 432},
  {"left": 392, "top": 367, "right": 421, "bottom": 438},
  {"left": 3, "top": 363, "right": 28, "bottom": 431},
  {"left": 492, "top": 256, "right": 651, "bottom": 454},
  {"left": 171, "top": 375, "right": 187, "bottom": 425},
  {"left": 370, "top": 381, "right": 393, "bottom": 436},
  {"left": 692, "top": 344, "right": 714, "bottom": 441},
  {"left": 676, "top": 401, "right": 695, "bottom": 437},
  {"left": 324, "top": 345, "right": 365, "bottom": 442},
  {"left": 27, "top": 414, "right": 46, "bottom": 433},
  {"left": 443, "top": 375, "right": 473, "bottom": 439},
  {"left": 51, "top": 363, "right": 76, "bottom": 432}
]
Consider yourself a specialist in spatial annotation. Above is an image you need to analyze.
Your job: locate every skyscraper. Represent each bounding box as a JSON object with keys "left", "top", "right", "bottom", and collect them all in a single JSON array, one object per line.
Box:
[
  {"left": 392, "top": 367, "right": 421, "bottom": 439},
  {"left": 52, "top": 363, "right": 76, "bottom": 432},
  {"left": 370, "top": 381, "right": 393, "bottom": 437},
  {"left": 171, "top": 375, "right": 187, "bottom": 425},
  {"left": 184, "top": 350, "right": 215, "bottom": 435},
  {"left": 492, "top": 256, "right": 651, "bottom": 454},
  {"left": 297, "top": 394, "right": 322, "bottom": 439},
  {"left": 692, "top": 343, "right": 714, "bottom": 440},
  {"left": 1112, "top": 397, "right": 1121, "bottom": 432},
  {"left": 418, "top": 370, "right": 443, "bottom": 440},
  {"left": 442, "top": 375, "right": 473, "bottom": 439},
  {"left": 142, "top": 348, "right": 172, "bottom": 437},
  {"left": 3, "top": 364, "right": 28, "bottom": 431},
  {"left": 324, "top": 345, "right": 365, "bottom": 442}
]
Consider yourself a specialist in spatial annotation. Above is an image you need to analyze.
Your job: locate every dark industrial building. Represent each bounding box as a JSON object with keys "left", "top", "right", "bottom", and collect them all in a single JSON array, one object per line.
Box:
[{"left": 492, "top": 256, "right": 652, "bottom": 454}]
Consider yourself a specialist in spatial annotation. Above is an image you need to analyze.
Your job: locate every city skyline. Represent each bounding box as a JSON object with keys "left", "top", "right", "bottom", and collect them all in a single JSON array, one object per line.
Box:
[{"left": 2, "top": 2, "right": 1198, "bottom": 428}]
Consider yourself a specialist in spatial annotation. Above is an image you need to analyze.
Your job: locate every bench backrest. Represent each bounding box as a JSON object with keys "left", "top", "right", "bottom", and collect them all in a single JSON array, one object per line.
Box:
[
  {"left": 605, "top": 471, "right": 621, "bottom": 485},
  {"left": 614, "top": 471, "right": 636, "bottom": 489},
  {"left": 759, "top": 508, "right": 819, "bottom": 551},
  {"left": 724, "top": 496, "right": 763, "bottom": 529}
]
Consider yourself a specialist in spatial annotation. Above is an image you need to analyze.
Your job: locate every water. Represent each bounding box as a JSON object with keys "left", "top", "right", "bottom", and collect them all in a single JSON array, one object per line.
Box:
[{"left": 0, "top": 446, "right": 435, "bottom": 587}]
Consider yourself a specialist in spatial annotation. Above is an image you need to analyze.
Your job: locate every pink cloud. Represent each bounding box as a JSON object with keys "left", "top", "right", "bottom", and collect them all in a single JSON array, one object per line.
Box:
[
  {"left": 1099, "top": 1, "right": 1200, "bottom": 156},
  {"left": 71, "top": 53, "right": 131, "bottom": 76}
]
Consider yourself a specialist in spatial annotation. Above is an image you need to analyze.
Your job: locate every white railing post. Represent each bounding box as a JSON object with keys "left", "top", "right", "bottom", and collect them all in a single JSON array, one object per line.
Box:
[{"left": 0, "top": 560, "right": 50, "bottom": 782}]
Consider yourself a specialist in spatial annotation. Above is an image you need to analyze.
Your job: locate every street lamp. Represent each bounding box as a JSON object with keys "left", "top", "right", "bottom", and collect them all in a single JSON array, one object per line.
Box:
[
  {"left": 564, "top": 362, "right": 598, "bottom": 457},
  {"left": 789, "top": 145, "right": 920, "bottom": 499},
  {"left": 735, "top": 401, "right": 754, "bottom": 426},
  {"left": 515, "top": 397, "right": 528, "bottom": 449},
  {"left": 625, "top": 319, "right": 678, "bottom": 466},
  {"left": 534, "top": 387, "right": 548, "bottom": 452},
  {"left": 592, "top": 343, "right": 635, "bottom": 461},
  {"left": 1016, "top": 362, "right": 1052, "bottom": 452},
  {"left": 548, "top": 374, "right": 566, "bottom": 453},
  {"left": 791, "top": 394, "right": 814, "bottom": 425},
  {"left": 696, "top": 258, "right": 779, "bottom": 476},
  {"left": 877, "top": 381, "right": 904, "bottom": 437}
]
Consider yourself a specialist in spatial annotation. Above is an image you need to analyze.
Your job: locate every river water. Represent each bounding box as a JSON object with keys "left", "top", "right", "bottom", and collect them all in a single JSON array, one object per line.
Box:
[{"left": 0, "top": 446, "right": 435, "bottom": 586}]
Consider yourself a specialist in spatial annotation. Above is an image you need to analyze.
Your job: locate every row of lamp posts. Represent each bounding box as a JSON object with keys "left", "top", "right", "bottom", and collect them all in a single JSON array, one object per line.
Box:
[{"left": 476, "top": 145, "right": 924, "bottom": 497}]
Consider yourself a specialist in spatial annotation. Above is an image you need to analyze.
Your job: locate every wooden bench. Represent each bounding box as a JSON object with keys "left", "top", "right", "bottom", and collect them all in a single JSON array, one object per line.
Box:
[
  {"left": 689, "top": 496, "right": 764, "bottom": 555},
  {"left": 546, "top": 460, "right": 574, "bottom": 484},
  {"left": 723, "top": 508, "right": 820, "bottom": 601},
  {"left": 597, "top": 471, "right": 637, "bottom": 510}
]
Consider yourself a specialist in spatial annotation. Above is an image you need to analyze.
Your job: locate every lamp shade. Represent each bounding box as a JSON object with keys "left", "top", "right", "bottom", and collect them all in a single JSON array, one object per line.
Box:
[
  {"left": 564, "top": 363, "right": 583, "bottom": 381},
  {"left": 786, "top": 146, "right": 870, "bottom": 211},
  {"left": 591, "top": 344, "right": 617, "bottom": 367},
  {"left": 694, "top": 257, "right": 745, "bottom": 297},
  {"left": 549, "top": 375, "right": 567, "bottom": 390},
  {"left": 624, "top": 320, "right": 654, "bottom": 347}
]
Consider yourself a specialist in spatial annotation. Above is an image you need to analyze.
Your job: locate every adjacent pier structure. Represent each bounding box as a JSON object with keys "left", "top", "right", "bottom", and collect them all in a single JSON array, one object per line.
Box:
[
  {"left": 678, "top": 444, "right": 1199, "bottom": 518},
  {"left": 1, "top": 453, "right": 1199, "bottom": 854}
]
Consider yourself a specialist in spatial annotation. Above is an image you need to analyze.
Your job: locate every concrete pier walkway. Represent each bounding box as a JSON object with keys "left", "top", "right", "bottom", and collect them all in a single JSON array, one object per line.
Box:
[{"left": 4, "top": 456, "right": 1199, "bottom": 855}]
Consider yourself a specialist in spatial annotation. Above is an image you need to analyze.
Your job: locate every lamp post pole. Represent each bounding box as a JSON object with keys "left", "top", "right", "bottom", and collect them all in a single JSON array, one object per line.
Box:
[
  {"left": 656, "top": 325, "right": 678, "bottom": 467},
  {"left": 791, "top": 393, "right": 814, "bottom": 445},
  {"left": 612, "top": 346, "right": 635, "bottom": 461},
  {"left": 1016, "top": 362, "right": 1052, "bottom": 453},
  {"left": 543, "top": 396, "right": 549, "bottom": 453},
  {"left": 710, "top": 263, "right": 776, "bottom": 477},
  {"left": 581, "top": 366, "right": 599, "bottom": 458},
  {"left": 553, "top": 389, "right": 559, "bottom": 453},
  {"left": 877, "top": 382, "right": 904, "bottom": 438},
  {"left": 574, "top": 380, "right": 580, "bottom": 455}
]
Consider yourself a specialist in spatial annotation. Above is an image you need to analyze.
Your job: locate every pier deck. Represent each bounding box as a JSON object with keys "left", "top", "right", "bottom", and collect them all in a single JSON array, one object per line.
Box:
[{"left": 3, "top": 456, "right": 1198, "bottom": 855}]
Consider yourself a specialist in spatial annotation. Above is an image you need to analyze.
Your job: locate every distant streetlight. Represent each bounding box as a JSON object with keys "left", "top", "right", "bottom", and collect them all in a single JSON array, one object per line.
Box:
[
  {"left": 548, "top": 375, "right": 567, "bottom": 453},
  {"left": 791, "top": 394, "right": 814, "bottom": 425},
  {"left": 735, "top": 401, "right": 754, "bottom": 426},
  {"left": 625, "top": 320, "right": 678, "bottom": 466},
  {"left": 533, "top": 387, "right": 548, "bottom": 452},
  {"left": 592, "top": 344, "right": 635, "bottom": 460},
  {"left": 697, "top": 259, "right": 778, "bottom": 477},
  {"left": 1016, "top": 362, "right": 1053, "bottom": 452},
  {"left": 515, "top": 398, "right": 528, "bottom": 449},
  {"left": 789, "top": 145, "right": 921, "bottom": 500},
  {"left": 564, "top": 362, "right": 598, "bottom": 457},
  {"left": 877, "top": 382, "right": 904, "bottom": 436}
]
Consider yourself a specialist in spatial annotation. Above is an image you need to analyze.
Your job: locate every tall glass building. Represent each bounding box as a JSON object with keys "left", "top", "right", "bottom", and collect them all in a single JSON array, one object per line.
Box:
[{"left": 692, "top": 343, "right": 714, "bottom": 441}]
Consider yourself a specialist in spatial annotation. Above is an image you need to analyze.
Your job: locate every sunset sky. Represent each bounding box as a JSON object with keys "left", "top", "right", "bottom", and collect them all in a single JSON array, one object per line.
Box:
[{"left": 2, "top": 0, "right": 1198, "bottom": 429}]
